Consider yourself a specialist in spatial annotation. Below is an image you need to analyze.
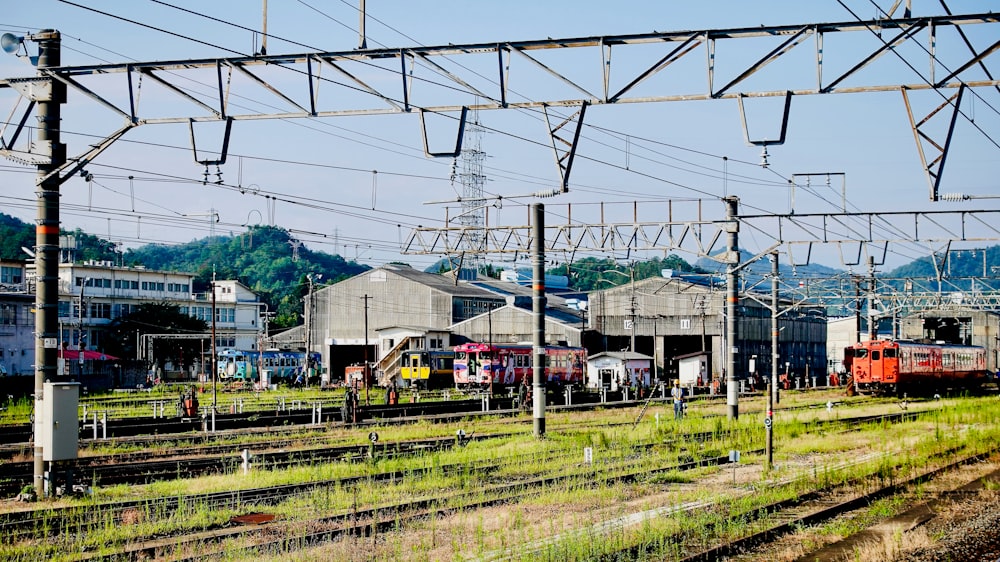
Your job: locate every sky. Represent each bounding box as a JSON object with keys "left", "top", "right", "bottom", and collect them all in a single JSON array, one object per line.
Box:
[{"left": 1, "top": 1, "right": 997, "bottom": 276}]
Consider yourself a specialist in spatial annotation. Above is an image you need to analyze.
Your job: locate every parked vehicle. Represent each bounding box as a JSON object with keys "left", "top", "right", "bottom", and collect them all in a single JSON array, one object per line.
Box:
[
  {"left": 844, "top": 339, "right": 989, "bottom": 396},
  {"left": 453, "top": 342, "right": 586, "bottom": 391},
  {"left": 217, "top": 349, "right": 321, "bottom": 385}
]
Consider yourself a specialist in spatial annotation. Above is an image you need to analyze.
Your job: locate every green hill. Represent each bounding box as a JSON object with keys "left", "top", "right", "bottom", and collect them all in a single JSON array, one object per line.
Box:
[
  {"left": 0, "top": 214, "right": 368, "bottom": 329},
  {"left": 123, "top": 226, "right": 369, "bottom": 328}
]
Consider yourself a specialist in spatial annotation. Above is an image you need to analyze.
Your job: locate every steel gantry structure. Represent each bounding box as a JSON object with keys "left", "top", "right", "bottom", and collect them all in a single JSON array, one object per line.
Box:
[
  {"left": 3, "top": 9, "right": 998, "bottom": 478},
  {"left": 1, "top": 12, "right": 997, "bottom": 195}
]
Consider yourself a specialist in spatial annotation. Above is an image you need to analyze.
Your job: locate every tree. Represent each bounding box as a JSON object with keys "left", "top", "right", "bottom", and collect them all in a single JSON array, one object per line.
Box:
[
  {"left": 548, "top": 255, "right": 706, "bottom": 291},
  {"left": 104, "top": 302, "right": 208, "bottom": 372}
]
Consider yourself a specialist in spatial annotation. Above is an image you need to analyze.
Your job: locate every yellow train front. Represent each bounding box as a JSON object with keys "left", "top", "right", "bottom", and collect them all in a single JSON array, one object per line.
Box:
[{"left": 399, "top": 350, "right": 454, "bottom": 390}]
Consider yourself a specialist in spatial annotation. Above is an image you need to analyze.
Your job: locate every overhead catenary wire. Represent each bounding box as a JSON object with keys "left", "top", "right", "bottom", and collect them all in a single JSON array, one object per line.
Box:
[{"left": 6, "top": 3, "right": 989, "bottom": 271}]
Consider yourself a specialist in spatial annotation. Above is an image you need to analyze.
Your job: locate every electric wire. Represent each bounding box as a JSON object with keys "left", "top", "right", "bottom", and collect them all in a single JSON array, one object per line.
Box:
[
  {"left": 54, "top": 0, "right": 249, "bottom": 56},
  {"left": 11, "top": 4, "right": 993, "bottom": 272},
  {"left": 37, "top": 3, "right": 814, "bottom": 209},
  {"left": 838, "top": 0, "right": 1000, "bottom": 151}
]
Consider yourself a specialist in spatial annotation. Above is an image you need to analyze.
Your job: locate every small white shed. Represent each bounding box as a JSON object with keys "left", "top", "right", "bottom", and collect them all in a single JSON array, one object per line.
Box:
[
  {"left": 674, "top": 351, "right": 711, "bottom": 386},
  {"left": 586, "top": 351, "right": 653, "bottom": 390}
]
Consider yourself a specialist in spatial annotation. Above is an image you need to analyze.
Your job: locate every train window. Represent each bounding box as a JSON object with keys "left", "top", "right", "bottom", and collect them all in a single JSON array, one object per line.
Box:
[
  {"left": 871, "top": 351, "right": 880, "bottom": 361},
  {"left": 884, "top": 348, "right": 897, "bottom": 358},
  {"left": 855, "top": 349, "right": 868, "bottom": 359}
]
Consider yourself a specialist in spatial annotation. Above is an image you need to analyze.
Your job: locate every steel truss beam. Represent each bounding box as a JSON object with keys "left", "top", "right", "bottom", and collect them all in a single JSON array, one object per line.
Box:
[
  {"left": 402, "top": 208, "right": 1000, "bottom": 267},
  {"left": 1, "top": 13, "right": 997, "bottom": 188}
]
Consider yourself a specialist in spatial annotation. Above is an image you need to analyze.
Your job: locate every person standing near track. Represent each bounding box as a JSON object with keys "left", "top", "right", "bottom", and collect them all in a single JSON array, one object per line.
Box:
[{"left": 671, "top": 380, "right": 685, "bottom": 420}]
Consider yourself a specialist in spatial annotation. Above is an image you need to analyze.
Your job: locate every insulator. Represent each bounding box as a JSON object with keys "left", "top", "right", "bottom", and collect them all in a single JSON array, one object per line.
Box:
[
  {"left": 533, "top": 189, "right": 559, "bottom": 198},
  {"left": 940, "top": 193, "right": 968, "bottom": 202}
]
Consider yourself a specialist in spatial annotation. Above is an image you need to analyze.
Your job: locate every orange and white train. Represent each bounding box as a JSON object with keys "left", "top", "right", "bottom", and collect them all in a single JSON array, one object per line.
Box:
[{"left": 843, "top": 339, "right": 990, "bottom": 396}]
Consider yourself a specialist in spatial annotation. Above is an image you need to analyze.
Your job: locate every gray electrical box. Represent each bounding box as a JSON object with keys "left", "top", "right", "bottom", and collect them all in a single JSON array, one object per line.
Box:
[{"left": 38, "top": 382, "right": 80, "bottom": 461}]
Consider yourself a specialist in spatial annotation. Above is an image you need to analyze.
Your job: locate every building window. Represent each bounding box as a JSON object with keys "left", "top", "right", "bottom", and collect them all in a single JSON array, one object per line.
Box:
[
  {"left": 0, "top": 304, "right": 16, "bottom": 325},
  {"left": 90, "top": 302, "right": 112, "bottom": 319},
  {"left": 190, "top": 306, "right": 211, "bottom": 322},
  {"left": 0, "top": 266, "right": 23, "bottom": 284},
  {"left": 215, "top": 336, "right": 236, "bottom": 348},
  {"left": 215, "top": 308, "right": 235, "bottom": 323}
]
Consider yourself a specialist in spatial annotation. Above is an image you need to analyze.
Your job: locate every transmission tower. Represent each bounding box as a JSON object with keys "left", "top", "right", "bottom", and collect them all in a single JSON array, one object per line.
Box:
[{"left": 457, "top": 108, "right": 486, "bottom": 277}]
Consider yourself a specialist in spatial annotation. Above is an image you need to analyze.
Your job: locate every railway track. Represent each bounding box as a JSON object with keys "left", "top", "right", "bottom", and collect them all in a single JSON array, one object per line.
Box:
[
  {"left": 0, "top": 407, "right": 937, "bottom": 560},
  {"left": 680, "top": 451, "right": 1000, "bottom": 561},
  {"left": 0, "top": 426, "right": 729, "bottom": 544},
  {"left": 0, "top": 400, "right": 918, "bottom": 497}
]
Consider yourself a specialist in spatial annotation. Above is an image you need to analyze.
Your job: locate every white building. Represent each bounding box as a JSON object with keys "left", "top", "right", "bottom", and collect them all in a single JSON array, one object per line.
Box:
[
  {"left": 23, "top": 260, "right": 266, "bottom": 362},
  {"left": 0, "top": 260, "right": 32, "bottom": 376},
  {"left": 586, "top": 351, "right": 653, "bottom": 390}
]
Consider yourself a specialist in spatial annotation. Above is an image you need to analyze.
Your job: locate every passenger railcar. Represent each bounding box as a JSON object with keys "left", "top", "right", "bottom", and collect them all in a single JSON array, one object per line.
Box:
[
  {"left": 453, "top": 343, "right": 586, "bottom": 390},
  {"left": 844, "top": 339, "right": 989, "bottom": 396},
  {"left": 399, "top": 349, "right": 455, "bottom": 389},
  {"left": 217, "top": 349, "right": 321, "bottom": 385}
]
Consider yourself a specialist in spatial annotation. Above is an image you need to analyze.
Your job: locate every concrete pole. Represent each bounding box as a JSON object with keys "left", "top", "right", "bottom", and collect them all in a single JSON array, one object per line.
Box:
[
  {"left": 724, "top": 196, "right": 740, "bottom": 420},
  {"left": 867, "top": 256, "right": 877, "bottom": 341},
  {"left": 531, "top": 203, "right": 546, "bottom": 437},
  {"left": 211, "top": 277, "right": 217, "bottom": 411},
  {"left": 363, "top": 293, "right": 370, "bottom": 405},
  {"left": 33, "top": 29, "right": 66, "bottom": 496},
  {"left": 767, "top": 251, "right": 779, "bottom": 469}
]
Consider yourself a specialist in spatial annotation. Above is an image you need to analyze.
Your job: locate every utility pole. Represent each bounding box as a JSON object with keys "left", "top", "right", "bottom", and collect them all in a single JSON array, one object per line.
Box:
[
  {"left": 304, "top": 273, "right": 322, "bottom": 385},
  {"left": 854, "top": 276, "right": 862, "bottom": 342},
  {"left": 531, "top": 203, "right": 546, "bottom": 437},
  {"left": 724, "top": 196, "right": 740, "bottom": 421},
  {"left": 629, "top": 263, "right": 636, "bottom": 355},
  {"left": 77, "top": 278, "right": 88, "bottom": 366},
  {"left": 211, "top": 276, "right": 217, "bottom": 411},
  {"left": 362, "top": 294, "right": 371, "bottom": 406},
  {"left": 260, "top": 0, "right": 268, "bottom": 55},
  {"left": 32, "top": 29, "right": 65, "bottom": 497},
  {"left": 357, "top": 0, "right": 367, "bottom": 50},
  {"left": 767, "top": 251, "right": 779, "bottom": 470},
  {"left": 867, "top": 256, "right": 877, "bottom": 341},
  {"left": 488, "top": 307, "right": 493, "bottom": 396}
]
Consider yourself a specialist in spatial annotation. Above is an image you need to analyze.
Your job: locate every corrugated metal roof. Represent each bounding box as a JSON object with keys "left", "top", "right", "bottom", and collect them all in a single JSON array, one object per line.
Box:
[
  {"left": 379, "top": 265, "right": 499, "bottom": 298},
  {"left": 587, "top": 351, "right": 653, "bottom": 361}
]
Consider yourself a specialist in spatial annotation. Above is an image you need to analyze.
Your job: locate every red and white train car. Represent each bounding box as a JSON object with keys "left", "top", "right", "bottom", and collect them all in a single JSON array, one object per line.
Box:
[
  {"left": 844, "top": 339, "right": 989, "bottom": 396},
  {"left": 453, "top": 342, "right": 586, "bottom": 390}
]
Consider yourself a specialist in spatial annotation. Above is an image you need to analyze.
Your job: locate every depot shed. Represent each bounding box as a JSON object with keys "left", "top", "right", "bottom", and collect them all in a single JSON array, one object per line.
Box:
[{"left": 586, "top": 351, "right": 653, "bottom": 390}]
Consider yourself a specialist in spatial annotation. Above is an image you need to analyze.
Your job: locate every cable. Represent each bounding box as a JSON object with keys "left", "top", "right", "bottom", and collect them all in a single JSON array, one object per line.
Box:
[
  {"left": 148, "top": 0, "right": 324, "bottom": 53},
  {"left": 838, "top": 0, "right": 1000, "bottom": 152},
  {"left": 55, "top": 0, "right": 249, "bottom": 57}
]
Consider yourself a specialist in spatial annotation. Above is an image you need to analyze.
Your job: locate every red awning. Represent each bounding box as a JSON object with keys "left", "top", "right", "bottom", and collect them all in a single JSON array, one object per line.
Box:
[{"left": 59, "top": 350, "right": 119, "bottom": 361}]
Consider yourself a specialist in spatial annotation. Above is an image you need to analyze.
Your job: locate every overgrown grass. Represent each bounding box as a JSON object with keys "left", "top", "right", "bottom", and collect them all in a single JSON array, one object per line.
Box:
[{"left": 5, "top": 394, "right": 1000, "bottom": 561}]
